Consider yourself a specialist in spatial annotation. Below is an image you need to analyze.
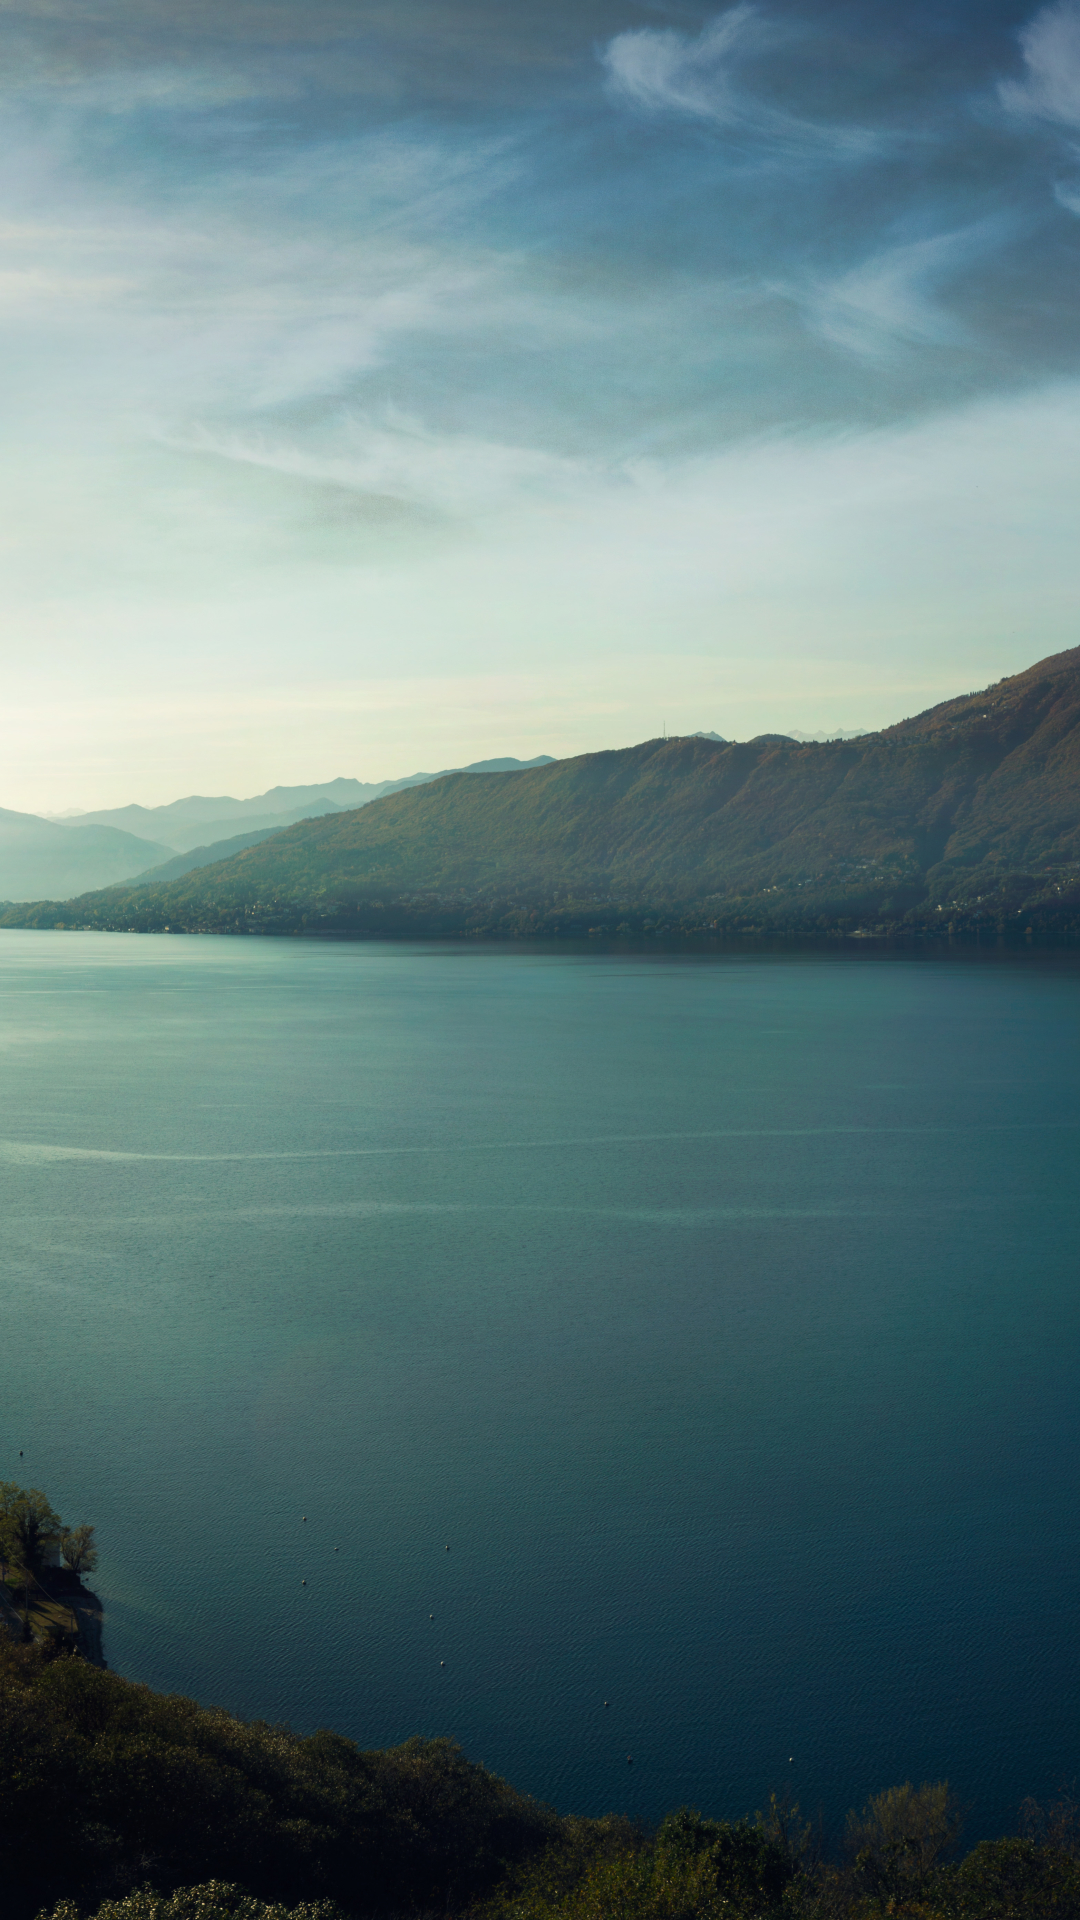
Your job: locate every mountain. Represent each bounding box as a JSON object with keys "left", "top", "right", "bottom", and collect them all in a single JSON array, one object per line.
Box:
[
  {"left": 0, "top": 810, "right": 174, "bottom": 903},
  {"left": 67, "top": 792, "right": 349, "bottom": 853},
  {"left": 8, "top": 650, "right": 1080, "bottom": 935},
  {"left": 64, "top": 759, "right": 555, "bottom": 853},
  {"left": 129, "top": 825, "right": 286, "bottom": 884},
  {"left": 787, "top": 728, "right": 867, "bottom": 742}
]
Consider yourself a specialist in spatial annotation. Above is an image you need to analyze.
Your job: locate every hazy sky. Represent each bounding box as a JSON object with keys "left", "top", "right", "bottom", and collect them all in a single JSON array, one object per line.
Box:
[{"left": 3, "top": 0, "right": 1080, "bottom": 807}]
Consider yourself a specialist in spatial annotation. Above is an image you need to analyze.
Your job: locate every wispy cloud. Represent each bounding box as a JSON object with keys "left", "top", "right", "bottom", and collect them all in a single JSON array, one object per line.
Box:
[
  {"left": 792, "top": 219, "right": 1010, "bottom": 358},
  {"left": 602, "top": 5, "right": 769, "bottom": 122},
  {"left": 6, "top": 379, "right": 1080, "bottom": 809},
  {"left": 600, "top": 5, "right": 884, "bottom": 159},
  {"left": 0, "top": 0, "right": 1077, "bottom": 806},
  {"left": 999, "top": 0, "right": 1080, "bottom": 218},
  {"left": 0, "top": 264, "right": 133, "bottom": 310},
  {"left": 1000, "top": 0, "right": 1080, "bottom": 125},
  {"left": 15, "top": 62, "right": 274, "bottom": 113},
  {"left": 168, "top": 413, "right": 593, "bottom": 519},
  {"left": 0, "top": 118, "right": 543, "bottom": 431}
]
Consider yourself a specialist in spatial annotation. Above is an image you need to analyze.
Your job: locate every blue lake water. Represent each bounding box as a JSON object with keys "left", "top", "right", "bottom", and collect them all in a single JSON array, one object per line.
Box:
[{"left": 2, "top": 929, "right": 1080, "bottom": 1841}]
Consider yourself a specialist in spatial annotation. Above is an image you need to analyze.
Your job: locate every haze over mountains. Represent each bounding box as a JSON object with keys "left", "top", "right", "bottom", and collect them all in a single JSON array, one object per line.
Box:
[
  {"left": 0, "top": 758, "right": 553, "bottom": 901},
  {"left": 4, "top": 649, "right": 1079, "bottom": 937},
  {"left": 0, "top": 811, "right": 176, "bottom": 904}
]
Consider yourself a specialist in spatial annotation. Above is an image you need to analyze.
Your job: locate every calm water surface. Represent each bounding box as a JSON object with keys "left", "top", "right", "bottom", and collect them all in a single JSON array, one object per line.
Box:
[{"left": 2, "top": 930, "right": 1080, "bottom": 1838}]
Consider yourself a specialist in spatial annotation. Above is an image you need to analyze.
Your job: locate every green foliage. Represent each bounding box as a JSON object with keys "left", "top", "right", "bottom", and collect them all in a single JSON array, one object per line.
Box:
[
  {"left": 0, "top": 1485, "right": 63, "bottom": 1576},
  {"left": 0, "top": 1483, "right": 96, "bottom": 1613},
  {"left": 754, "top": 1792, "right": 814, "bottom": 1869},
  {"left": 60, "top": 1525, "right": 98, "bottom": 1576},
  {"left": 40, "top": 1887, "right": 340, "bottom": 1920},
  {"left": 944, "top": 1835, "right": 1080, "bottom": 1916},
  {"left": 656, "top": 1809, "right": 793, "bottom": 1911},
  {"left": 844, "top": 1780, "right": 962, "bottom": 1896},
  {"left": 40, "top": 1836, "right": 1080, "bottom": 1920},
  {"left": 0, "top": 1479, "right": 19, "bottom": 1569},
  {"left": 0, "top": 1641, "right": 557, "bottom": 1919},
  {"left": 492, "top": 1839, "right": 751, "bottom": 1920},
  {"left": 3, "top": 1608, "right": 1080, "bottom": 1920},
  {"left": 1018, "top": 1783, "right": 1080, "bottom": 1853},
  {"left": 482, "top": 1808, "right": 796, "bottom": 1920}
]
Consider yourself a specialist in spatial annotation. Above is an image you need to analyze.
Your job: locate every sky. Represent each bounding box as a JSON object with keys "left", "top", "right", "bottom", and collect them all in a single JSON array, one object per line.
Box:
[{"left": 3, "top": 0, "right": 1080, "bottom": 809}]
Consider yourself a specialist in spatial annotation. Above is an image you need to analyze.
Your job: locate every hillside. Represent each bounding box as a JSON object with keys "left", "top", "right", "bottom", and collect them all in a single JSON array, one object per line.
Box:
[
  {"left": 0, "top": 810, "right": 174, "bottom": 904},
  {"left": 69, "top": 759, "right": 555, "bottom": 854},
  {"left": 129, "top": 824, "right": 286, "bottom": 884},
  {"left": 2, "top": 1639, "right": 1079, "bottom": 1920},
  {"left": 7, "top": 649, "right": 1080, "bottom": 936}
]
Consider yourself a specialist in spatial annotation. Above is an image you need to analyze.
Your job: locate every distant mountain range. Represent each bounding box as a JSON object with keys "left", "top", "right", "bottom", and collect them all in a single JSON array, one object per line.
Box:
[
  {"left": 0, "top": 757, "right": 553, "bottom": 901},
  {"left": 6, "top": 650, "right": 1080, "bottom": 936},
  {"left": 0, "top": 809, "right": 176, "bottom": 903},
  {"left": 64, "top": 762, "right": 553, "bottom": 853},
  {"left": 787, "top": 728, "right": 867, "bottom": 743}
]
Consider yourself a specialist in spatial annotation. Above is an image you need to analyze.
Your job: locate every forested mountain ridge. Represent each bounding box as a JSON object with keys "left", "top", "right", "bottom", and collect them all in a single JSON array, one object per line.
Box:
[
  {"left": 69, "top": 758, "right": 555, "bottom": 853},
  {"left": 6, "top": 647, "right": 1080, "bottom": 936}
]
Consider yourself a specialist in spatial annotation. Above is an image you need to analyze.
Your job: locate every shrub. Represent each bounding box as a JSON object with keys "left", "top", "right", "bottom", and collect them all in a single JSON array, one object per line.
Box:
[
  {"left": 0, "top": 1643, "right": 555, "bottom": 1918},
  {"left": 40, "top": 1887, "right": 339, "bottom": 1920}
]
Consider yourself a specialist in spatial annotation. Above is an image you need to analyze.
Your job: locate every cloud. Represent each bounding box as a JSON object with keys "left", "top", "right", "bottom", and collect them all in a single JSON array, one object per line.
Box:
[
  {"left": 1000, "top": 0, "right": 1080, "bottom": 125},
  {"left": 600, "top": 5, "right": 883, "bottom": 159},
  {"left": 7, "top": 379, "right": 1080, "bottom": 809},
  {"left": 0, "top": 114, "right": 544, "bottom": 433},
  {"left": 602, "top": 5, "right": 765, "bottom": 122},
  {"left": 0, "top": 265, "right": 132, "bottom": 310},
  {"left": 793, "top": 219, "right": 1010, "bottom": 358},
  {"left": 15, "top": 60, "right": 273, "bottom": 112},
  {"left": 168, "top": 412, "right": 592, "bottom": 518},
  {"left": 3, "top": 0, "right": 1080, "bottom": 809}
]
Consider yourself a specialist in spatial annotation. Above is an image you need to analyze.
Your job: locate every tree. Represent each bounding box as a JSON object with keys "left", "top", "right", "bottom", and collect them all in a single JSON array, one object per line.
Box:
[
  {"left": 845, "top": 1779, "right": 962, "bottom": 1899},
  {"left": 655, "top": 1808, "right": 794, "bottom": 1911},
  {"left": 60, "top": 1523, "right": 97, "bottom": 1577},
  {"left": 7, "top": 1487, "right": 63, "bottom": 1576},
  {"left": 42, "top": 1886, "right": 341, "bottom": 1920},
  {"left": 0, "top": 1479, "right": 21, "bottom": 1577}
]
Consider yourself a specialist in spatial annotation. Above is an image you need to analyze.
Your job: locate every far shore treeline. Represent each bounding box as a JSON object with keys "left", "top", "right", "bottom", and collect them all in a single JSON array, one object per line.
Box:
[{"left": 4, "top": 646, "right": 1080, "bottom": 943}]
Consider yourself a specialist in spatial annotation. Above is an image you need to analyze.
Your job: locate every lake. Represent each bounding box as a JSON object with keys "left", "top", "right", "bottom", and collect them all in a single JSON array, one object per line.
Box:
[{"left": 2, "top": 929, "right": 1079, "bottom": 1841}]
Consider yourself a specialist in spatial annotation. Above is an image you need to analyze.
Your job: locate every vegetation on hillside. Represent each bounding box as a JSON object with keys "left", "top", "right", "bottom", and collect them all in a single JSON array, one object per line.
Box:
[
  {"left": 3, "top": 647, "right": 1080, "bottom": 937},
  {"left": 0, "top": 1483, "right": 98, "bottom": 1649},
  {"left": 0, "top": 1639, "right": 560, "bottom": 1918},
  {"left": 0, "top": 1484, "right": 98, "bottom": 1581},
  {"left": 2, "top": 1639, "right": 1080, "bottom": 1920}
]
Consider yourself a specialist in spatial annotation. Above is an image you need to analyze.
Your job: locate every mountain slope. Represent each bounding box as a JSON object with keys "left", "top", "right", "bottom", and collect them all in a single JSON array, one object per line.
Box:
[
  {"left": 68, "top": 758, "right": 555, "bottom": 852},
  {"left": 8, "top": 650, "right": 1080, "bottom": 934},
  {"left": 129, "top": 824, "right": 286, "bottom": 884},
  {"left": 0, "top": 810, "right": 175, "bottom": 903}
]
